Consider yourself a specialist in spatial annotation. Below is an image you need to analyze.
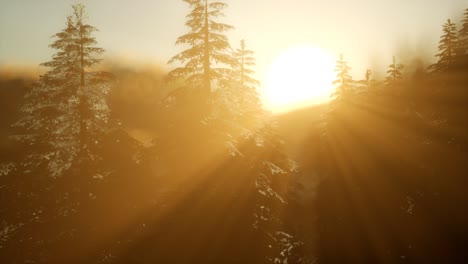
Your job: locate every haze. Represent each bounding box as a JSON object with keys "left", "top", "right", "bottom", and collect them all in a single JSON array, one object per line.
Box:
[
  {"left": 1, "top": 0, "right": 466, "bottom": 110},
  {"left": 1, "top": 1, "right": 468, "bottom": 263}
]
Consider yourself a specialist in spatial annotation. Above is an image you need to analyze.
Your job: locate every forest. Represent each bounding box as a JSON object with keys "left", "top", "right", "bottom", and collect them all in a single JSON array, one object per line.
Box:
[{"left": 1, "top": 1, "right": 468, "bottom": 264}]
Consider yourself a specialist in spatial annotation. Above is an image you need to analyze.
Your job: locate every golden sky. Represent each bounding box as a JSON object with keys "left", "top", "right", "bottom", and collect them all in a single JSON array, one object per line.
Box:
[{"left": 1, "top": 0, "right": 466, "bottom": 110}]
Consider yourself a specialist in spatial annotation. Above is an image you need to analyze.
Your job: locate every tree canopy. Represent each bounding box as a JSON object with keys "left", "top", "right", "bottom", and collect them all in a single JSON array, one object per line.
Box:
[
  {"left": 168, "top": 0, "right": 234, "bottom": 101},
  {"left": 13, "top": 4, "right": 113, "bottom": 178}
]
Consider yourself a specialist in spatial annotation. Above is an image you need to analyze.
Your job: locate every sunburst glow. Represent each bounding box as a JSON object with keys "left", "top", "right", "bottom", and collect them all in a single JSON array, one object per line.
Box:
[{"left": 264, "top": 46, "right": 336, "bottom": 113}]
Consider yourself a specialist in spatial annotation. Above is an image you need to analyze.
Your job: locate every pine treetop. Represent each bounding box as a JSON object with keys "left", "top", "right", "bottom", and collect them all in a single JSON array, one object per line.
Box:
[
  {"left": 168, "top": 0, "right": 234, "bottom": 94},
  {"left": 429, "top": 18, "right": 459, "bottom": 72},
  {"left": 331, "top": 54, "right": 354, "bottom": 100},
  {"left": 386, "top": 56, "right": 405, "bottom": 86}
]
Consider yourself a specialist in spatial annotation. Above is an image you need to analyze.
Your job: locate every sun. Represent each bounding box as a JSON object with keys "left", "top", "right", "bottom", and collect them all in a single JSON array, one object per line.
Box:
[{"left": 264, "top": 45, "right": 336, "bottom": 113}]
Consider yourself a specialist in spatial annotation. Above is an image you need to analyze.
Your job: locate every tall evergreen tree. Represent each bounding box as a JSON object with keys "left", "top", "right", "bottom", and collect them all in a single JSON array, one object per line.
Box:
[
  {"left": 386, "top": 56, "right": 405, "bottom": 86},
  {"left": 458, "top": 9, "right": 468, "bottom": 54},
  {"left": 456, "top": 8, "right": 468, "bottom": 68},
  {"left": 232, "top": 39, "right": 262, "bottom": 124},
  {"left": 13, "top": 4, "right": 113, "bottom": 177},
  {"left": 233, "top": 39, "right": 260, "bottom": 91},
  {"left": 331, "top": 54, "right": 353, "bottom": 101},
  {"left": 215, "top": 39, "right": 262, "bottom": 128},
  {"left": 168, "top": 0, "right": 234, "bottom": 101},
  {"left": 429, "top": 19, "right": 459, "bottom": 73}
]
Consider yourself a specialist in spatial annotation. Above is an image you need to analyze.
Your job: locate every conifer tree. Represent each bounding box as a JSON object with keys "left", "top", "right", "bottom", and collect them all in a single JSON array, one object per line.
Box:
[
  {"left": 168, "top": 0, "right": 234, "bottom": 101},
  {"left": 386, "top": 56, "right": 405, "bottom": 86},
  {"left": 13, "top": 4, "right": 113, "bottom": 177},
  {"left": 331, "top": 54, "right": 353, "bottom": 101},
  {"left": 233, "top": 40, "right": 262, "bottom": 122},
  {"left": 429, "top": 19, "right": 459, "bottom": 73},
  {"left": 215, "top": 39, "right": 262, "bottom": 127},
  {"left": 457, "top": 9, "right": 468, "bottom": 67},
  {"left": 357, "top": 69, "right": 372, "bottom": 89},
  {"left": 459, "top": 9, "right": 468, "bottom": 53},
  {"left": 233, "top": 40, "right": 260, "bottom": 91}
]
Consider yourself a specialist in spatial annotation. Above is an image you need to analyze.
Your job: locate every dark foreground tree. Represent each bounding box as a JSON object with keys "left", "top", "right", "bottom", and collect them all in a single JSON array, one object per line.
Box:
[{"left": 141, "top": 6, "right": 309, "bottom": 262}]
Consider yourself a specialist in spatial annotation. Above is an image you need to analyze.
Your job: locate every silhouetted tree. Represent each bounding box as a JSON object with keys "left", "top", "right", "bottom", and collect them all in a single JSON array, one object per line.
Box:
[
  {"left": 13, "top": 4, "right": 113, "bottom": 177},
  {"left": 168, "top": 0, "right": 234, "bottom": 101},
  {"left": 429, "top": 19, "right": 459, "bottom": 73},
  {"left": 331, "top": 54, "right": 353, "bottom": 101},
  {"left": 386, "top": 56, "right": 405, "bottom": 86}
]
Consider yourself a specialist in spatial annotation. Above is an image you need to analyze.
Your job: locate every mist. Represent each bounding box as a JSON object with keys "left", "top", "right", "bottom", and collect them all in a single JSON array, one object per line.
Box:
[{"left": 1, "top": 2, "right": 468, "bottom": 264}]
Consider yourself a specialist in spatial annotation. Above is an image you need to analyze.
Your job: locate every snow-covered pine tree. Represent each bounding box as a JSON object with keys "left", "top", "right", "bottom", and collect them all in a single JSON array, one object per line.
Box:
[
  {"left": 429, "top": 19, "right": 459, "bottom": 73},
  {"left": 331, "top": 54, "right": 354, "bottom": 101},
  {"left": 13, "top": 4, "right": 113, "bottom": 178},
  {"left": 386, "top": 56, "right": 405, "bottom": 87},
  {"left": 214, "top": 49, "right": 308, "bottom": 260},
  {"left": 168, "top": 0, "right": 235, "bottom": 102},
  {"left": 246, "top": 125, "right": 310, "bottom": 264}
]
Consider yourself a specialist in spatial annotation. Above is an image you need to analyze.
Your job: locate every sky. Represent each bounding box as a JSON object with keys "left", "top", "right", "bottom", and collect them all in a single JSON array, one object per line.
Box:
[{"left": 1, "top": 0, "right": 466, "bottom": 107}]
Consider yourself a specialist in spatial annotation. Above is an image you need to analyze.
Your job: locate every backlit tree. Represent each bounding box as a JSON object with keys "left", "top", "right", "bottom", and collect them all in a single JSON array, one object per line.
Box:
[
  {"left": 168, "top": 0, "right": 234, "bottom": 101},
  {"left": 429, "top": 19, "right": 459, "bottom": 73},
  {"left": 13, "top": 4, "right": 113, "bottom": 177},
  {"left": 386, "top": 56, "right": 405, "bottom": 86},
  {"left": 457, "top": 8, "right": 468, "bottom": 68},
  {"left": 215, "top": 39, "right": 262, "bottom": 127},
  {"left": 331, "top": 54, "right": 354, "bottom": 101}
]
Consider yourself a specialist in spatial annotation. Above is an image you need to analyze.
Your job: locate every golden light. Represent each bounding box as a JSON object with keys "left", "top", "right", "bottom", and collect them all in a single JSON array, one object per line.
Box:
[{"left": 264, "top": 45, "right": 336, "bottom": 113}]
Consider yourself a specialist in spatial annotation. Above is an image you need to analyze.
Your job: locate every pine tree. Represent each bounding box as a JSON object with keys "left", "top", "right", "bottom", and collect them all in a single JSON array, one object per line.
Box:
[
  {"left": 355, "top": 69, "right": 378, "bottom": 96},
  {"left": 456, "top": 8, "right": 468, "bottom": 68},
  {"left": 232, "top": 40, "right": 262, "bottom": 123},
  {"left": 386, "top": 56, "right": 405, "bottom": 86},
  {"left": 429, "top": 19, "right": 459, "bottom": 73},
  {"left": 215, "top": 39, "right": 262, "bottom": 128},
  {"left": 458, "top": 9, "right": 468, "bottom": 54},
  {"left": 13, "top": 4, "right": 113, "bottom": 178},
  {"left": 168, "top": 0, "right": 234, "bottom": 101},
  {"left": 233, "top": 40, "right": 260, "bottom": 91},
  {"left": 331, "top": 54, "right": 353, "bottom": 101}
]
